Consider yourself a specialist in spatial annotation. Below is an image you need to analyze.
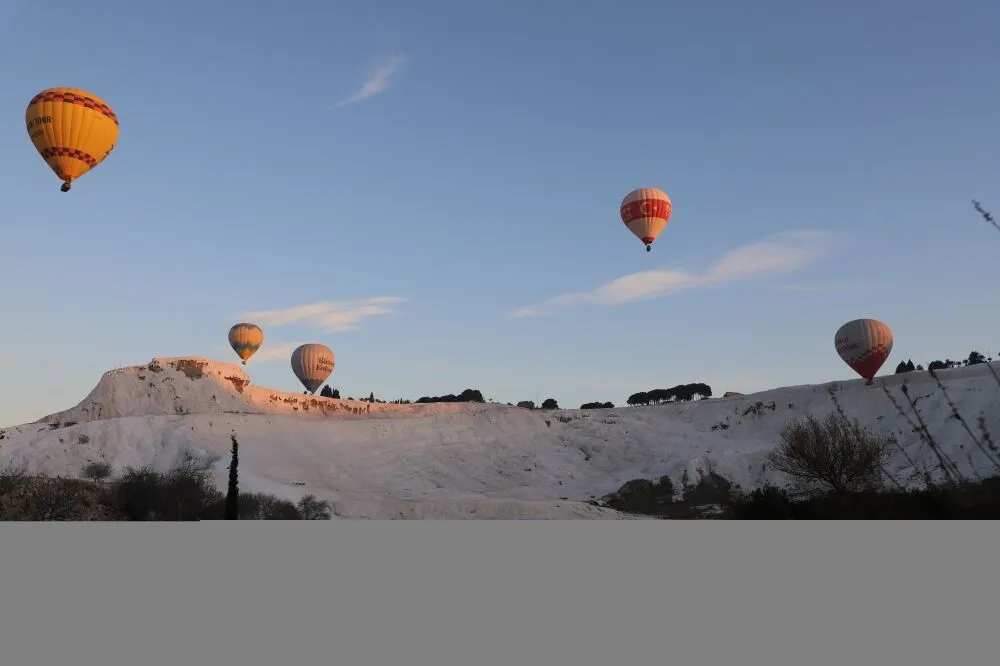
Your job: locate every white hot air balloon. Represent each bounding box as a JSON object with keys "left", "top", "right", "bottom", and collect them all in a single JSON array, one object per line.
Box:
[
  {"left": 834, "top": 318, "right": 893, "bottom": 384},
  {"left": 290, "top": 343, "right": 335, "bottom": 394}
]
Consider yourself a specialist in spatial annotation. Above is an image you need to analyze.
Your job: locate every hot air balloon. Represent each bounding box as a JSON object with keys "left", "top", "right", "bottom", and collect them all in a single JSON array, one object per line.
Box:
[
  {"left": 25, "top": 87, "right": 119, "bottom": 192},
  {"left": 291, "top": 343, "right": 335, "bottom": 394},
  {"left": 620, "top": 187, "right": 672, "bottom": 252},
  {"left": 835, "top": 318, "right": 893, "bottom": 384},
  {"left": 228, "top": 323, "right": 264, "bottom": 365}
]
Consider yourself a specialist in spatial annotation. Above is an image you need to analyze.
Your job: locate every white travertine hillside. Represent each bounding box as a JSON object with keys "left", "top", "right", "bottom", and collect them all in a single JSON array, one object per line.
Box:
[
  {"left": 1, "top": 356, "right": 998, "bottom": 519},
  {"left": 32, "top": 357, "right": 480, "bottom": 423}
]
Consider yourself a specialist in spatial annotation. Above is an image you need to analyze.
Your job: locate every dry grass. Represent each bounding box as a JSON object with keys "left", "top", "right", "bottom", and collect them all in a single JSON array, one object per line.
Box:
[{"left": 854, "top": 364, "right": 1000, "bottom": 487}]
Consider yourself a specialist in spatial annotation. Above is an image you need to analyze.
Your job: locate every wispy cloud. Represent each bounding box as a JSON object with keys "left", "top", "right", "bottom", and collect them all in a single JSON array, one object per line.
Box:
[
  {"left": 331, "top": 55, "right": 407, "bottom": 108},
  {"left": 774, "top": 283, "right": 849, "bottom": 293},
  {"left": 510, "top": 230, "right": 837, "bottom": 318},
  {"left": 213, "top": 341, "right": 310, "bottom": 365},
  {"left": 250, "top": 342, "right": 310, "bottom": 364},
  {"left": 236, "top": 296, "right": 404, "bottom": 333}
]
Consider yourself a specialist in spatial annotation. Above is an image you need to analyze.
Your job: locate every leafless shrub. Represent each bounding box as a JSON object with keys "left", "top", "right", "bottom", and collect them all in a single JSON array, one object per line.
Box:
[
  {"left": 238, "top": 492, "right": 302, "bottom": 520},
  {"left": 0, "top": 465, "right": 30, "bottom": 497},
  {"left": 113, "top": 462, "right": 222, "bottom": 521},
  {"left": 296, "top": 494, "right": 333, "bottom": 519},
  {"left": 768, "top": 412, "right": 891, "bottom": 495},
  {"left": 0, "top": 474, "right": 117, "bottom": 521}
]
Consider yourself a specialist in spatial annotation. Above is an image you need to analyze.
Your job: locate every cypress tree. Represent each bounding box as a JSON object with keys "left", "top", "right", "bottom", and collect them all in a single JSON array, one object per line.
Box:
[{"left": 225, "top": 433, "right": 239, "bottom": 520}]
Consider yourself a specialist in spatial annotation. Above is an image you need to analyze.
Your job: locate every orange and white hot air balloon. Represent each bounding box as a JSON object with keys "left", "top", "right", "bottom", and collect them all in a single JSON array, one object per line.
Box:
[
  {"left": 620, "top": 187, "right": 672, "bottom": 252},
  {"left": 834, "top": 318, "right": 894, "bottom": 383}
]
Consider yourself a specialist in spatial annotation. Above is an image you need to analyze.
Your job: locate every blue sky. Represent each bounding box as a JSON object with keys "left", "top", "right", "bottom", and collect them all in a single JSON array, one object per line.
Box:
[{"left": 1, "top": 0, "right": 999, "bottom": 426}]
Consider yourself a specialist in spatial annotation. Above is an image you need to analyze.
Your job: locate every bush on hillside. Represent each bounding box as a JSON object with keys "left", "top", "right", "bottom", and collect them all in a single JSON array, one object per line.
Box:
[
  {"left": 603, "top": 476, "right": 675, "bottom": 513},
  {"left": 767, "top": 413, "right": 891, "bottom": 495},
  {"left": 967, "top": 351, "right": 988, "bottom": 365},
  {"left": 517, "top": 400, "right": 535, "bottom": 409},
  {"left": 580, "top": 401, "right": 614, "bottom": 409},
  {"left": 626, "top": 383, "right": 712, "bottom": 406},
  {"left": 237, "top": 492, "right": 303, "bottom": 519},
  {"left": 225, "top": 492, "right": 331, "bottom": 520},
  {"left": 81, "top": 461, "right": 112, "bottom": 482},
  {"left": 728, "top": 478, "right": 1000, "bottom": 519},
  {"left": 922, "top": 350, "right": 991, "bottom": 371},
  {"left": 320, "top": 385, "right": 341, "bottom": 399},
  {"left": 415, "top": 389, "right": 485, "bottom": 404},
  {"left": 115, "top": 463, "right": 223, "bottom": 521},
  {"left": 541, "top": 398, "right": 559, "bottom": 410},
  {"left": 0, "top": 463, "right": 331, "bottom": 521},
  {"left": 0, "top": 467, "right": 115, "bottom": 521},
  {"left": 601, "top": 464, "right": 741, "bottom": 519},
  {"left": 296, "top": 494, "right": 334, "bottom": 519}
]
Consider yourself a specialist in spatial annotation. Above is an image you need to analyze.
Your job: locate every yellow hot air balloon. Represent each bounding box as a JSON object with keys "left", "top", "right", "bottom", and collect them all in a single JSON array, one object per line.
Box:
[
  {"left": 228, "top": 323, "right": 264, "bottom": 365},
  {"left": 25, "top": 87, "right": 119, "bottom": 192}
]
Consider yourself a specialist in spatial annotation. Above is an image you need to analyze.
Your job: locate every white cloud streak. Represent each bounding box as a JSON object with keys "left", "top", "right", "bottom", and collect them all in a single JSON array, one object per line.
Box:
[
  {"left": 774, "top": 283, "right": 849, "bottom": 293},
  {"left": 331, "top": 56, "right": 407, "bottom": 108},
  {"left": 211, "top": 341, "right": 310, "bottom": 365},
  {"left": 510, "top": 230, "right": 837, "bottom": 318},
  {"left": 248, "top": 342, "right": 310, "bottom": 364},
  {"left": 236, "top": 296, "right": 404, "bottom": 333}
]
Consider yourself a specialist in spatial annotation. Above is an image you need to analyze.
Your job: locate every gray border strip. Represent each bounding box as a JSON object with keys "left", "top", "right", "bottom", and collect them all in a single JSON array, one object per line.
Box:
[{"left": 1, "top": 522, "right": 997, "bottom": 666}]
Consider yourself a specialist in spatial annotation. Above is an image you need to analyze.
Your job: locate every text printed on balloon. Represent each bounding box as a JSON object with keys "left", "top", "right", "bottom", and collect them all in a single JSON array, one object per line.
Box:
[
  {"left": 620, "top": 199, "right": 671, "bottom": 224},
  {"left": 26, "top": 115, "right": 53, "bottom": 131}
]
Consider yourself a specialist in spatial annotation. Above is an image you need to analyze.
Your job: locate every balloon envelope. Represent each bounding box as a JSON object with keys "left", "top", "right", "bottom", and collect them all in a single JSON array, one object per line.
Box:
[
  {"left": 835, "top": 318, "right": 893, "bottom": 381},
  {"left": 228, "top": 323, "right": 264, "bottom": 365},
  {"left": 620, "top": 187, "right": 672, "bottom": 250},
  {"left": 25, "top": 87, "right": 119, "bottom": 192},
  {"left": 291, "top": 343, "right": 335, "bottom": 394}
]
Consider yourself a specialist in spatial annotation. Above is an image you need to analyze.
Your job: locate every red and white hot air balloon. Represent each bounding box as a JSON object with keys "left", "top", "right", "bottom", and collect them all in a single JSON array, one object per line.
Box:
[
  {"left": 620, "top": 187, "right": 672, "bottom": 252},
  {"left": 834, "top": 318, "right": 894, "bottom": 384}
]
